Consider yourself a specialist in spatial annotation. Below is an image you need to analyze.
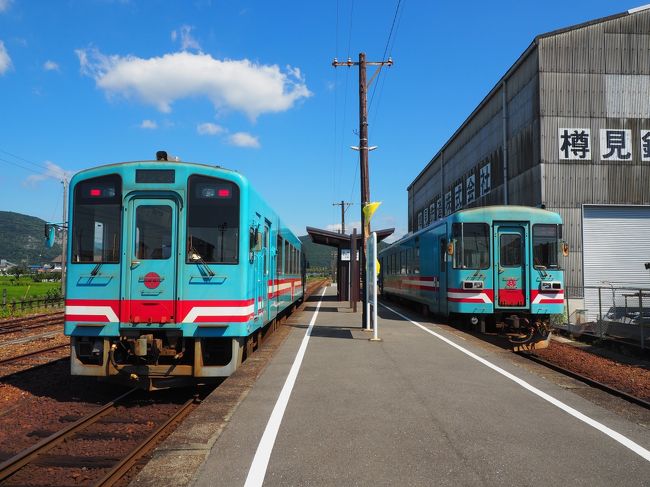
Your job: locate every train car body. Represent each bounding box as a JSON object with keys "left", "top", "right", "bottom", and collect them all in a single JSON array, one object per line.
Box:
[
  {"left": 379, "top": 206, "right": 565, "bottom": 347},
  {"left": 64, "top": 158, "right": 304, "bottom": 389}
]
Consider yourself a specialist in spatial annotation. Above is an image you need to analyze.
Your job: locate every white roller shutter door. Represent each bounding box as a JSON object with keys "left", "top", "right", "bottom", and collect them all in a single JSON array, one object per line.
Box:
[{"left": 582, "top": 205, "right": 650, "bottom": 321}]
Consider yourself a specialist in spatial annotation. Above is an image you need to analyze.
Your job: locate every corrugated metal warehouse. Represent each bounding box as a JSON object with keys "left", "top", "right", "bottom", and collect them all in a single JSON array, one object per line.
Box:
[{"left": 408, "top": 4, "right": 650, "bottom": 293}]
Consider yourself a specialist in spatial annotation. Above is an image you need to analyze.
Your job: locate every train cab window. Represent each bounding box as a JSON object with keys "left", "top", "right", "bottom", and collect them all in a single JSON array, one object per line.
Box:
[
  {"left": 72, "top": 175, "right": 122, "bottom": 263},
  {"left": 136, "top": 205, "right": 172, "bottom": 260},
  {"left": 500, "top": 234, "right": 522, "bottom": 267},
  {"left": 187, "top": 175, "right": 240, "bottom": 264},
  {"left": 533, "top": 224, "right": 561, "bottom": 269},
  {"left": 452, "top": 223, "right": 489, "bottom": 269}
]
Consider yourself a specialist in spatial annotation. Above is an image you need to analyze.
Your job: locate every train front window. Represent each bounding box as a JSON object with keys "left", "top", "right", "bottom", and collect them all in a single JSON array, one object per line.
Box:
[
  {"left": 187, "top": 175, "right": 240, "bottom": 264},
  {"left": 533, "top": 224, "right": 561, "bottom": 269},
  {"left": 72, "top": 175, "right": 122, "bottom": 263},
  {"left": 135, "top": 206, "right": 172, "bottom": 260},
  {"left": 452, "top": 223, "right": 489, "bottom": 269},
  {"left": 500, "top": 234, "right": 522, "bottom": 267}
]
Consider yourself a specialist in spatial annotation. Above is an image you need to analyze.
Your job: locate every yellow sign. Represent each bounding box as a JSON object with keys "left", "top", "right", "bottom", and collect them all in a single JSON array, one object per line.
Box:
[
  {"left": 362, "top": 201, "right": 381, "bottom": 222},
  {"left": 376, "top": 258, "right": 381, "bottom": 275}
]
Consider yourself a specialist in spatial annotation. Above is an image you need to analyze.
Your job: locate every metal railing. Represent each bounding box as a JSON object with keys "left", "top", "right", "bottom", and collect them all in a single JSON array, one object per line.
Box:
[
  {"left": 553, "top": 285, "right": 650, "bottom": 350},
  {"left": 1, "top": 294, "right": 64, "bottom": 314}
]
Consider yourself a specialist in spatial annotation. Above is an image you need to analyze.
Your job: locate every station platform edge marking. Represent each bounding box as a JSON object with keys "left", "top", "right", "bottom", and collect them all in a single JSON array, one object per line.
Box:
[
  {"left": 380, "top": 302, "right": 650, "bottom": 463},
  {"left": 244, "top": 286, "right": 328, "bottom": 487}
]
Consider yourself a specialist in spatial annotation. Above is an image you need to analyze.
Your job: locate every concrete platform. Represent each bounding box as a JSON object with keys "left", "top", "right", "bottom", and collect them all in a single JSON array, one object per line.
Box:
[{"left": 133, "top": 284, "right": 650, "bottom": 486}]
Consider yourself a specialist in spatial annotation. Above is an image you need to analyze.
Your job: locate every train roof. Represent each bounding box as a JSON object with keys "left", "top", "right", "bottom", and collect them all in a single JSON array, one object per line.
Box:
[
  {"left": 70, "top": 159, "right": 247, "bottom": 185},
  {"left": 384, "top": 206, "right": 562, "bottom": 248}
]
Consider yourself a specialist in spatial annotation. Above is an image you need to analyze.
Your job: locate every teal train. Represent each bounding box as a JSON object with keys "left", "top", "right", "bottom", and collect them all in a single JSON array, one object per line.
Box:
[
  {"left": 62, "top": 153, "right": 304, "bottom": 389},
  {"left": 379, "top": 206, "right": 566, "bottom": 348}
]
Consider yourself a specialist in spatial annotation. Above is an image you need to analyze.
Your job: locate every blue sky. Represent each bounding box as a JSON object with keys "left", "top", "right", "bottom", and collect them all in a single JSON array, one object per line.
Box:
[{"left": 0, "top": 0, "right": 639, "bottom": 241}]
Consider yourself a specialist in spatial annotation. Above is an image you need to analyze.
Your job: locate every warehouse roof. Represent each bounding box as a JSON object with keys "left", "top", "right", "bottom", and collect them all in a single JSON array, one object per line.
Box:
[{"left": 408, "top": 4, "right": 650, "bottom": 191}]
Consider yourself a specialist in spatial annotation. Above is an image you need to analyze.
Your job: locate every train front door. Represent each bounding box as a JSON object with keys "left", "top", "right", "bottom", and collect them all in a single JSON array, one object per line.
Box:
[
  {"left": 123, "top": 198, "right": 178, "bottom": 323},
  {"left": 494, "top": 224, "right": 528, "bottom": 309}
]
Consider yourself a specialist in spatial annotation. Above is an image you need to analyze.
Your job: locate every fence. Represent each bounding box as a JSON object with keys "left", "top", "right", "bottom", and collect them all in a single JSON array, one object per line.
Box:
[
  {"left": 554, "top": 285, "right": 650, "bottom": 350},
  {"left": 1, "top": 291, "right": 64, "bottom": 313}
]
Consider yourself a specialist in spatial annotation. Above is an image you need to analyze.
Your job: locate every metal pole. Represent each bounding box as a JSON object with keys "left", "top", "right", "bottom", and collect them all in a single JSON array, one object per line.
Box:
[
  {"left": 351, "top": 228, "right": 357, "bottom": 313},
  {"left": 371, "top": 232, "right": 380, "bottom": 341},
  {"left": 639, "top": 289, "right": 644, "bottom": 350}
]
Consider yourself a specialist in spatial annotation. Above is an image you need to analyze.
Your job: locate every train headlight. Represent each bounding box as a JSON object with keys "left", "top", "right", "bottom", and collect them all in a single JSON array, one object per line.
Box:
[
  {"left": 462, "top": 280, "right": 483, "bottom": 289},
  {"left": 541, "top": 281, "right": 562, "bottom": 291}
]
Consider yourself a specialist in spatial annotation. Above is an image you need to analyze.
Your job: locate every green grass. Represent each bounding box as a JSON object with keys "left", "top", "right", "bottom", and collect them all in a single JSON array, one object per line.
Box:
[{"left": 0, "top": 276, "right": 61, "bottom": 301}]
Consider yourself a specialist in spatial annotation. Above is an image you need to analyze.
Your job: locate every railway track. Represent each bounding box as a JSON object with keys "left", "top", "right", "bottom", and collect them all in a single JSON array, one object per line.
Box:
[
  {"left": 0, "top": 279, "right": 329, "bottom": 486},
  {"left": 0, "top": 311, "right": 64, "bottom": 336},
  {"left": 517, "top": 351, "right": 650, "bottom": 409},
  {"left": 0, "top": 343, "right": 68, "bottom": 367},
  {"left": 0, "top": 387, "right": 206, "bottom": 486}
]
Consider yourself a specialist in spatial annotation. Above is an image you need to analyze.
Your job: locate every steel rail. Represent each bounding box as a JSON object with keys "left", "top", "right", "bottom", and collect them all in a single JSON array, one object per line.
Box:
[
  {"left": 0, "top": 388, "right": 138, "bottom": 482},
  {"left": 517, "top": 351, "right": 650, "bottom": 410},
  {"left": 95, "top": 395, "right": 199, "bottom": 487},
  {"left": 0, "top": 343, "right": 68, "bottom": 366},
  {"left": 0, "top": 318, "right": 63, "bottom": 336}
]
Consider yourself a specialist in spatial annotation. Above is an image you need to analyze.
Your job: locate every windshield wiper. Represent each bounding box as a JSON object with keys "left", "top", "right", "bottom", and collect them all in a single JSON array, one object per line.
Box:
[{"left": 188, "top": 247, "right": 215, "bottom": 277}]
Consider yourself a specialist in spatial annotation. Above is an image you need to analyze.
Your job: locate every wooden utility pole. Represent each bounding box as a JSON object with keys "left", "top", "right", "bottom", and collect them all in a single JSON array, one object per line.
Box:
[
  {"left": 332, "top": 52, "right": 393, "bottom": 326},
  {"left": 332, "top": 200, "right": 353, "bottom": 234}
]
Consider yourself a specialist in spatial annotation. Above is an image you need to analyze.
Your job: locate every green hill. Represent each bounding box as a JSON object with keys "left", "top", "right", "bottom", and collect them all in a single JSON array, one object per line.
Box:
[
  {"left": 299, "top": 235, "right": 337, "bottom": 271},
  {"left": 0, "top": 211, "right": 62, "bottom": 266}
]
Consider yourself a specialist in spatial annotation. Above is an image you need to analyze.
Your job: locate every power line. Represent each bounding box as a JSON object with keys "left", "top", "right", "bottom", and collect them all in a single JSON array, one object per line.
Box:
[
  {"left": 0, "top": 147, "right": 50, "bottom": 172},
  {"left": 0, "top": 155, "right": 42, "bottom": 175}
]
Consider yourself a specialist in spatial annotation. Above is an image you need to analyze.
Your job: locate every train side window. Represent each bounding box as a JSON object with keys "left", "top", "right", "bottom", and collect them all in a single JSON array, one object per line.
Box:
[
  {"left": 284, "top": 241, "right": 290, "bottom": 274},
  {"left": 72, "top": 174, "right": 122, "bottom": 263},
  {"left": 414, "top": 238, "right": 420, "bottom": 274},
  {"left": 440, "top": 237, "right": 446, "bottom": 272},
  {"left": 187, "top": 175, "right": 240, "bottom": 264},
  {"left": 400, "top": 251, "right": 407, "bottom": 274}
]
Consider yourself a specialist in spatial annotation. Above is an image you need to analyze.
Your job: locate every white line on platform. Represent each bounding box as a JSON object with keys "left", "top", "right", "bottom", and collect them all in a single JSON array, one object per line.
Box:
[
  {"left": 380, "top": 303, "right": 650, "bottom": 463},
  {"left": 244, "top": 286, "right": 328, "bottom": 487}
]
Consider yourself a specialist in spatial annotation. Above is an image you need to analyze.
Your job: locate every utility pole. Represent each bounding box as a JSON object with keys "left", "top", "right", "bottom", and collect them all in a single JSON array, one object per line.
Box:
[
  {"left": 332, "top": 200, "right": 353, "bottom": 234},
  {"left": 332, "top": 52, "right": 393, "bottom": 326}
]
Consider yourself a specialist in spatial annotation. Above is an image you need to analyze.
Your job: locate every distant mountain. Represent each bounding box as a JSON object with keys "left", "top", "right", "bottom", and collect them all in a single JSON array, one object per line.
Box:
[
  {"left": 0, "top": 211, "right": 62, "bottom": 265},
  {"left": 299, "top": 235, "right": 336, "bottom": 270},
  {"left": 298, "top": 234, "right": 390, "bottom": 271}
]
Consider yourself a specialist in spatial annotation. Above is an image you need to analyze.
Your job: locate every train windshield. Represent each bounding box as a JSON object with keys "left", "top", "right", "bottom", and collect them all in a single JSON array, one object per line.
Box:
[
  {"left": 71, "top": 175, "right": 122, "bottom": 263},
  {"left": 451, "top": 223, "right": 489, "bottom": 269},
  {"left": 533, "top": 224, "right": 561, "bottom": 269},
  {"left": 187, "top": 175, "right": 240, "bottom": 264}
]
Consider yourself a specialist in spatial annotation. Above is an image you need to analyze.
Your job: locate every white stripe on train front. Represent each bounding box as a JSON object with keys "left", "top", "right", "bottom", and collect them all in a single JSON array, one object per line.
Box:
[
  {"left": 447, "top": 292, "right": 492, "bottom": 303},
  {"left": 182, "top": 304, "right": 255, "bottom": 323},
  {"left": 532, "top": 292, "right": 564, "bottom": 304},
  {"left": 65, "top": 306, "right": 119, "bottom": 322}
]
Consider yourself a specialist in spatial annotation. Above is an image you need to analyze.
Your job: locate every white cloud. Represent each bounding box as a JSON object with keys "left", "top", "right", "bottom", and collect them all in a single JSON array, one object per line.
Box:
[
  {"left": 171, "top": 25, "right": 201, "bottom": 51},
  {"left": 228, "top": 132, "right": 260, "bottom": 148},
  {"left": 0, "top": 41, "right": 12, "bottom": 75},
  {"left": 75, "top": 48, "right": 312, "bottom": 120},
  {"left": 0, "top": 0, "right": 12, "bottom": 13},
  {"left": 140, "top": 119, "right": 157, "bottom": 129},
  {"left": 24, "top": 161, "right": 74, "bottom": 186},
  {"left": 197, "top": 122, "right": 224, "bottom": 135},
  {"left": 43, "top": 60, "right": 60, "bottom": 72}
]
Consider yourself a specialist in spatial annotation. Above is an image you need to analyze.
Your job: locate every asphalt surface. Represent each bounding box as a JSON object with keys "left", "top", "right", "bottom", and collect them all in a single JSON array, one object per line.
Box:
[{"left": 156, "top": 283, "right": 650, "bottom": 486}]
